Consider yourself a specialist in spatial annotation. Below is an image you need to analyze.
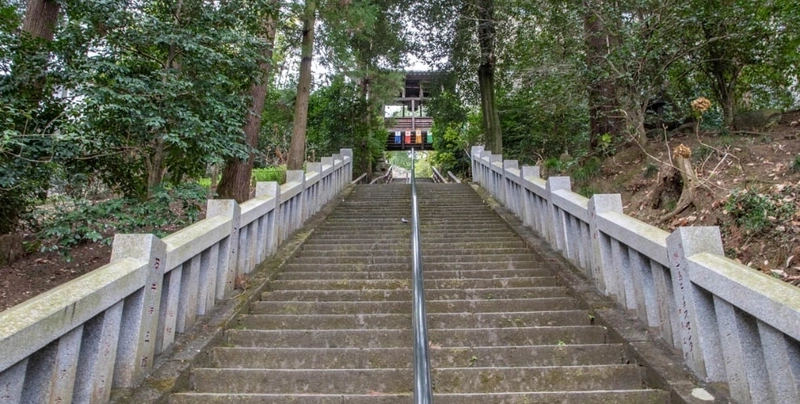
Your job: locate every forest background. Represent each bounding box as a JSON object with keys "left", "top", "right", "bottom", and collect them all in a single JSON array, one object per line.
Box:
[{"left": 2, "top": 0, "right": 800, "bottom": 309}]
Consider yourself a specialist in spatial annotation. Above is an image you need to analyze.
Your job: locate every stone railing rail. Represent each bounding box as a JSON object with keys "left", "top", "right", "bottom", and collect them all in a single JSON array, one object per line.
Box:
[
  {"left": 472, "top": 146, "right": 800, "bottom": 404},
  {"left": 0, "top": 149, "right": 353, "bottom": 404}
]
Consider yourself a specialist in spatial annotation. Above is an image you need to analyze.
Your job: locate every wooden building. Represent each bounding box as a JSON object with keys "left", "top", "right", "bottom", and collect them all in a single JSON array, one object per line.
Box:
[{"left": 384, "top": 71, "right": 438, "bottom": 151}]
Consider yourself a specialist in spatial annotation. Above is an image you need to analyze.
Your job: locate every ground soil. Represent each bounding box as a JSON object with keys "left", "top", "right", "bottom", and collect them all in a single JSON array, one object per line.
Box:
[
  {"left": 586, "top": 109, "right": 800, "bottom": 286},
  {"left": 3, "top": 111, "right": 800, "bottom": 312}
]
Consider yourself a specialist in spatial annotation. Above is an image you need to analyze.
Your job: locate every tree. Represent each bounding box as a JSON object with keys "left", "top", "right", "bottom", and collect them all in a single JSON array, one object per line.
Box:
[
  {"left": 0, "top": 0, "right": 62, "bottom": 233},
  {"left": 217, "top": 5, "right": 278, "bottom": 202},
  {"left": 685, "top": 0, "right": 800, "bottom": 127},
  {"left": 476, "top": 0, "right": 502, "bottom": 153},
  {"left": 287, "top": 0, "right": 316, "bottom": 170},
  {"left": 413, "top": 0, "right": 506, "bottom": 153},
  {"left": 62, "top": 0, "right": 261, "bottom": 198},
  {"left": 583, "top": 0, "right": 622, "bottom": 150}
]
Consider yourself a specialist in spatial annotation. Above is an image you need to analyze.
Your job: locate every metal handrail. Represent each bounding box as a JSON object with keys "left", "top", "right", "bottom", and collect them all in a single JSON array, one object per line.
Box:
[
  {"left": 369, "top": 165, "right": 394, "bottom": 184},
  {"left": 410, "top": 149, "right": 433, "bottom": 403},
  {"left": 447, "top": 171, "right": 461, "bottom": 183},
  {"left": 431, "top": 167, "right": 445, "bottom": 183},
  {"left": 351, "top": 172, "right": 368, "bottom": 184}
]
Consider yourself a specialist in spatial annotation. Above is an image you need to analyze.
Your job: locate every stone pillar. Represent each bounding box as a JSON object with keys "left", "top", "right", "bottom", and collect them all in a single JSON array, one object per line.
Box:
[
  {"left": 207, "top": 200, "right": 241, "bottom": 299},
  {"left": 666, "top": 227, "right": 726, "bottom": 381},
  {"left": 286, "top": 170, "right": 305, "bottom": 235},
  {"left": 503, "top": 160, "right": 519, "bottom": 216},
  {"left": 256, "top": 182, "right": 281, "bottom": 257},
  {"left": 471, "top": 146, "right": 485, "bottom": 184},
  {"left": 109, "top": 234, "right": 167, "bottom": 387},
  {"left": 521, "top": 166, "right": 540, "bottom": 229},
  {"left": 340, "top": 148, "right": 353, "bottom": 183},
  {"left": 546, "top": 176, "right": 571, "bottom": 251},
  {"left": 306, "top": 163, "right": 322, "bottom": 218},
  {"left": 321, "top": 157, "right": 334, "bottom": 202},
  {"left": 587, "top": 194, "right": 622, "bottom": 296}
]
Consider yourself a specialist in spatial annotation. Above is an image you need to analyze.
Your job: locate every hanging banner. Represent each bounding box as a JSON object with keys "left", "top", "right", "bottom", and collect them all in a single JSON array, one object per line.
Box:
[
  {"left": 405, "top": 130, "right": 412, "bottom": 145},
  {"left": 416, "top": 129, "right": 422, "bottom": 144},
  {"left": 394, "top": 131, "right": 401, "bottom": 144}
]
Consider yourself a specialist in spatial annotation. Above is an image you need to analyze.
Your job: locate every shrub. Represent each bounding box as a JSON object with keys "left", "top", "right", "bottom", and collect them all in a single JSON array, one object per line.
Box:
[
  {"left": 37, "top": 183, "right": 210, "bottom": 258},
  {"left": 572, "top": 157, "right": 602, "bottom": 183},
  {"left": 252, "top": 167, "right": 285, "bottom": 183},
  {"left": 724, "top": 188, "right": 796, "bottom": 235}
]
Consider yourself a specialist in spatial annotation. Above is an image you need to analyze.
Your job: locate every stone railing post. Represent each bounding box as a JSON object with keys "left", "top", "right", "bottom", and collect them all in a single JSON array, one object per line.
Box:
[
  {"left": 332, "top": 153, "right": 343, "bottom": 192},
  {"left": 666, "top": 227, "right": 726, "bottom": 382},
  {"left": 520, "top": 166, "right": 540, "bottom": 229},
  {"left": 109, "top": 234, "right": 167, "bottom": 388},
  {"left": 256, "top": 181, "right": 281, "bottom": 257},
  {"left": 587, "top": 194, "right": 622, "bottom": 297},
  {"left": 321, "top": 156, "right": 333, "bottom": 202},
  {"left": 503, "top": 160, "right": 519, "bottom": 215},
  {"left": 546, "top": 177, "right": 571, "bottom": 250},
  {"left": 207, "top": 200, "right": 241, "bottom": 299},
  {"left": 341, "top": 148, "right": 353, "bottom": 183},
  {"left": 471, "top": 146, "right": 485, "bottom": 184},
  {"left": 306, "top": 163, "right": 322, "bottom": 219},
  {"left": 480, "top": 150, "right": 492, "bottom": 191},
  {"left": 490, "top": 154, "right": 503, "bottom": 203},
  {"left": 286, "top": 170, "right": 305, "bottom": 234}
]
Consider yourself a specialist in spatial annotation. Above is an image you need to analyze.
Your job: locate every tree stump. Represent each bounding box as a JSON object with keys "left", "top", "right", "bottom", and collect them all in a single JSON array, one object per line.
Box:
[{"left": 659, "top": 144, "right": 699, "bottom": 224}]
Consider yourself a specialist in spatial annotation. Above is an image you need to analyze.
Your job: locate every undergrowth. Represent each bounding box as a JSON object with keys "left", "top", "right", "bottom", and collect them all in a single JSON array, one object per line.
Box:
[
  {"left": 32, "top": 183, "right": 211, "bottom": 259},
  {"left": 724, "top": 187, "right": 797, "bottom": 236}
]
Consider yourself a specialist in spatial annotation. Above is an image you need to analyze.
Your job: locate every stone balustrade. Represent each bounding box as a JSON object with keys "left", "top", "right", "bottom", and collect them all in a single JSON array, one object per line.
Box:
[
  {"left": 472, "top": 145, "right": 800, "bottom": 404},
  {"left": 0, "top": 149, "right": 353, "bottom": 403}
]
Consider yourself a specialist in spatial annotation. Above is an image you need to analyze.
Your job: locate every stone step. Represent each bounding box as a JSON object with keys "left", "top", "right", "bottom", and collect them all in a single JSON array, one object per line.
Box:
[
  {"left": 170, "top": 390, "right": 670, "bottom": 404},
  {"left": 249, "top": 298, "right": 581, "bottom": 315},
  {"left": 185, "top": 365, "right": 644, "bottom": 394},
  {"left": 236, "top": 310, "right": 593, "bottom": 330},
  {"left": 299, "top": 241, "right": 527, "bottom": 250},
  {"left": 288, "top": 254, "right": 539, "bottom": 265},
  {"left": 210, "top": 343, "right": 627, "bottom": 369},
  {"left": 260, "top": 287, "right": 571, "bottom": 302},
  {"left": 280, "top": 261, "right": 544, "bottom": 272},
  {"left": 266, "top": 277, "right": 561, "bottom": 291},
  {"left": 293, "top": 247, "right": 531, "bottom": 258},
  {"left": 276, "top": 269, "right": 553, "bottom": 281},
  {"left": 224, "top": 326, "right": 609, "bottom": 348},
  {"left": 304, "top": 234, "right": 520, "bottom": 243}
]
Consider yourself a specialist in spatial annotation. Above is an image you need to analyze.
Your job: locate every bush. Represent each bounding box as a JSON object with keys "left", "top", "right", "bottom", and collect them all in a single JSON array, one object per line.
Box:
[
  {"left": 724, "top": 187, "right": 796, "bottom": 236},
  {"left": 252, "top": 167, "right": 285, "bottom": 183},
  {"left": 36, "top": 183, "right": 210, "bottom": 258}
]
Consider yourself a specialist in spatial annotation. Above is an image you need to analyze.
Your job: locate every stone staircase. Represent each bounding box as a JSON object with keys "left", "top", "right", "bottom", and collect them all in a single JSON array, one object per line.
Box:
[{"left": 169, "top": 183, "right": 669, "bottom": 403}]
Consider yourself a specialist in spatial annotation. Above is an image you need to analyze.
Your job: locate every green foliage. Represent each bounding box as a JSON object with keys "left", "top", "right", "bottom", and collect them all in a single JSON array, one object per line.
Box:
[
  {"left": 724, "top": 188, "right": 797, "bottom": 236},
  {"left": 428, "top": 91, "right": 477, "bottom": 176},
  {"left": 578, "top": 186, "right": 600, "bottom": 199},
  {"left": 792, "top": 155, "right": 800, "bottom": 173},
  {"left": 414, "top": 153, "right": 433, "bottom": 178},
  {"left": 252, "top": 167, "right": 286, "bottom": 183},
  {"left": 388, "top": 151, "right": 412, "bottom": 171},
  {"left": 543, "top": 157, "right": 566, "bottom": 174},
  {"left": 35, "top": 183, "right": 210, "bottom": 257},
  {"left": 572, "top": 157, "right": 602, "bottom": 183},
  {"left": 306, "top": 76, "right": 385, "bottom": 175},
  {"left": 643, "top": 163, "right": 659, "bottom": 179}
]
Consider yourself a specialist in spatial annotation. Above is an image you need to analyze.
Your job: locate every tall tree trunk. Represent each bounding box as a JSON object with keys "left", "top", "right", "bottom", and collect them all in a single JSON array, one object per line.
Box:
[
  {"left": 583, "top": 1, "right": 622, "bottom": 150},
  {"left": 360, "top": 72, "right": 373, "bottom": 177},
  {"left": 146, "top": 0, "right": 183, "bottom": 198},
  {"left": 287, "top": 0, "right": 316, "bottom": 171},
  {"left": 217, "top": 13, "right": 278, "bottom": 202},
  {"left": 476, "top": 0, "right": 502, "bottom": 154},
  {"left": 15, "top": 0, "right": 60, "bottom": 107}
]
